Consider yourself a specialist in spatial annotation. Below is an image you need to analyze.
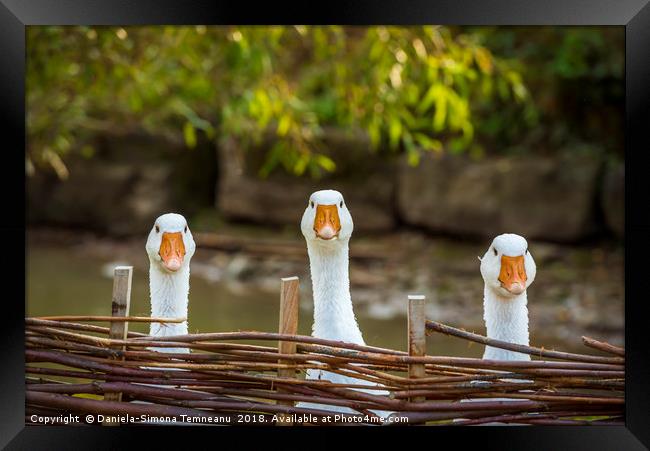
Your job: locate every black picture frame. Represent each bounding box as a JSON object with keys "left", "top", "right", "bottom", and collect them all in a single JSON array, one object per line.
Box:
[{"left": 3, "top": 1, "right": 649, "bottom": 448}]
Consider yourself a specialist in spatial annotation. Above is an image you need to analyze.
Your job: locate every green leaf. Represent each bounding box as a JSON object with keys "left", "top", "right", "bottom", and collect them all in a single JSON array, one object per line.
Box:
[
  {"left": 407, "top": 147, "right": 421, "bottom": 166},
  {"left": 417, "top": 84, "right": 439, "bottom": 114},
  {"left": 367, "top": 120, "right": 382, "bottom": 149},
  {"left": 277, "top": 114, "right": 291, "bottom": 136},
  {"left": 414, "top": 133, "right": 442, "bottom": 153},
  {"left": 183, "top": 121, "right": 197, "bottom": 148},
  {"left": 293, "top": 153, "right": 309, "bottom": 175},
  {"left": 80, "top": 145, "right": 95, "bottom": 159},
  {"left": 388, "top": 117, "right": 402, "bottom": 150},
  {"left": 315, "top": 154, "right": 336, "bottom": 172},
  {"left": 433, "top": 95, "right": 447, "bottom": 131}
]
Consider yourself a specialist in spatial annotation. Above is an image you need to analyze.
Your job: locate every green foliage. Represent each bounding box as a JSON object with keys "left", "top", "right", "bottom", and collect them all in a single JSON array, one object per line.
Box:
[
  {"left": 465, "top": 26, "right": 624, "bottom": 158},
  {"left": 27, "top": 26, "right": 623, "bottom": 179}
]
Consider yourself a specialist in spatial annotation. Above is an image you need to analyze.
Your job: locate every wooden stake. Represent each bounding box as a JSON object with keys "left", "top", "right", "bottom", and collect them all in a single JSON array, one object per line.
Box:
[
  {"left": 102, "top": 266, "right": 132, "bottom": 426},
  {"left": 276, "top": 276, "right": 300, "bottom": 426},
  {"left": 408, "top": 295, "right": 426, "bottom": 404}
]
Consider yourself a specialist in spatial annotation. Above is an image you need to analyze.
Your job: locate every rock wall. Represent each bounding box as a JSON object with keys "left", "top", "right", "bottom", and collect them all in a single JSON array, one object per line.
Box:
[
  {"left": 27, "top": 132, "right": 217, "bottom": 235},
  {"left": 396, "top": 152, "right": 606, "bottom": 242},
  {"left": 27, "top": 129, "right": 623, "bottom": 242},
  {"left": 602, "top": 163, "right": 624, "bottom": 239},
  {"left": 217, "top": 131, "right": 397, "bottom": 232}
]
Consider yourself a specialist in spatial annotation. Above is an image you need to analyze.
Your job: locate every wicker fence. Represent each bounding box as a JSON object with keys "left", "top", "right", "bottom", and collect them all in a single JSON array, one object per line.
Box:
[{"left": 25, "top": 267, "right": 624, "bottom": 426}]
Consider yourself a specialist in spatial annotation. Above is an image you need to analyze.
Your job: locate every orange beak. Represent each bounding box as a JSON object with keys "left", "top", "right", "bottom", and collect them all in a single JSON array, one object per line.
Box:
[
  {"left": 159, "top": 232, "right": 186, "bottom": 272},
  {"left": 498, "top": 255, "right": 527, "bottom": 295},
  {"left": 313, "top": 204, "right": 341, "bottom": 240}
]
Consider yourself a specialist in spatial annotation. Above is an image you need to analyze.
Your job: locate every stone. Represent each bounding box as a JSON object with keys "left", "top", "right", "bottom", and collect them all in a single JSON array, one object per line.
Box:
[
  {"left": 397, "top": 152, "right": 604, "bottom": 242},
  {"left": 27, "top": 131, "right": 217, "bottom": 235},
  {"left": 601, "top": 163, "right": 624, "bottom": 239},
  {"left": 27, "top": 161, "right": 140, "bottom": 234},
  {"left": 216, "top": 130, "right": 397, "bottom": 232}
]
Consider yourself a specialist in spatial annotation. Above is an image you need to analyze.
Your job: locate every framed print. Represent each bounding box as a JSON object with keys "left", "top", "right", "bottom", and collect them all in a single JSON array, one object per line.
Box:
[{"left": 2, "top": 0, "right": 650, "bottom": 448}]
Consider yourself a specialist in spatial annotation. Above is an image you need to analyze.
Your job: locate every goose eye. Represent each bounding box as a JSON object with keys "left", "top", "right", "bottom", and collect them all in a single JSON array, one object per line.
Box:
[
  {"left": 525, "top": 247, "right": 528, "bottom": 254},
  {"left": 310, "top": 201, "right": 314, "bottom": 208},
  {"left": 184, "top": 225, "right": 188, "bottom": 233},
  {"left": 493, "top": 247, "right": 497, "bottom": 256},
  {"left": 340, "top": 201, "right": 343, "bottom": 208},
  {"left": 155, "top": 225, "right": 160, "bottom": 233}
]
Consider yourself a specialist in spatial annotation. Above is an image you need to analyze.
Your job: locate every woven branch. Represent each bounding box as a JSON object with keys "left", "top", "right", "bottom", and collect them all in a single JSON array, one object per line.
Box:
[{"left": 24, "top": 317, "right": 624, "bottom": 426}]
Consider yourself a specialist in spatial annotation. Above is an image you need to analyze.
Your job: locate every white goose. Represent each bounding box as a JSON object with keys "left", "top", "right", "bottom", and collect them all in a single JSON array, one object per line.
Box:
[
  {"left": 145, "top": 213, "right": 196, "bottom": 353},
  {"left": 456, "top": 234, "right": 537, "bottom": 424},
  {"left": 131, "top": 214, "right": 196, "bottom": 423},
  {"left": 296, "top": 190, "right": 389, "bottom": 417},
  {"left": 479, "top": 233, "right": 536, "bottom": 361}
]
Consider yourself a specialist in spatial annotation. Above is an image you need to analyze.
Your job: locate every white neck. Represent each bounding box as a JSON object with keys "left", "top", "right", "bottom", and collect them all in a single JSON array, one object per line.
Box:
[
  {"left": 307, "top": 240, "right": 365, "bottom": 345},
  {"left": 149, "top": 264, "right": 189, "bottom": 338},
  {"left": 482, "top": 286, "right": 530, "bottom": 361}
]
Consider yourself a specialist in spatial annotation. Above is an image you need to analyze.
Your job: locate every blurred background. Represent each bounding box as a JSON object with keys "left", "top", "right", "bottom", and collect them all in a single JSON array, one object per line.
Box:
[{"left": 26, "top": 26, "right": 624, "bottom": 355}]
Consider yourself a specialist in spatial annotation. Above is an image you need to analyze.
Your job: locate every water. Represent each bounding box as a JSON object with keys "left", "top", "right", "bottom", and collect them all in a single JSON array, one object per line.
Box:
[
  {"left": 27, "top": 242, "right": 596, "bottom": 356},
  {"left": 27, "top": 244, "right": 488, "bottom": 357}
]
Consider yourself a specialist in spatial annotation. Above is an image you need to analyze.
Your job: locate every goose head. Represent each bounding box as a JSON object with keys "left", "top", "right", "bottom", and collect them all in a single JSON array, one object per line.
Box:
[
  {"left": 480, "top": 233, "right": 536, "bottom": 298},
  {"left": 301, "top": 190, "right": 354, "bottom": 247},
  {"left": 145, "top": 213, "right": 196, "bottom": 273}
]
